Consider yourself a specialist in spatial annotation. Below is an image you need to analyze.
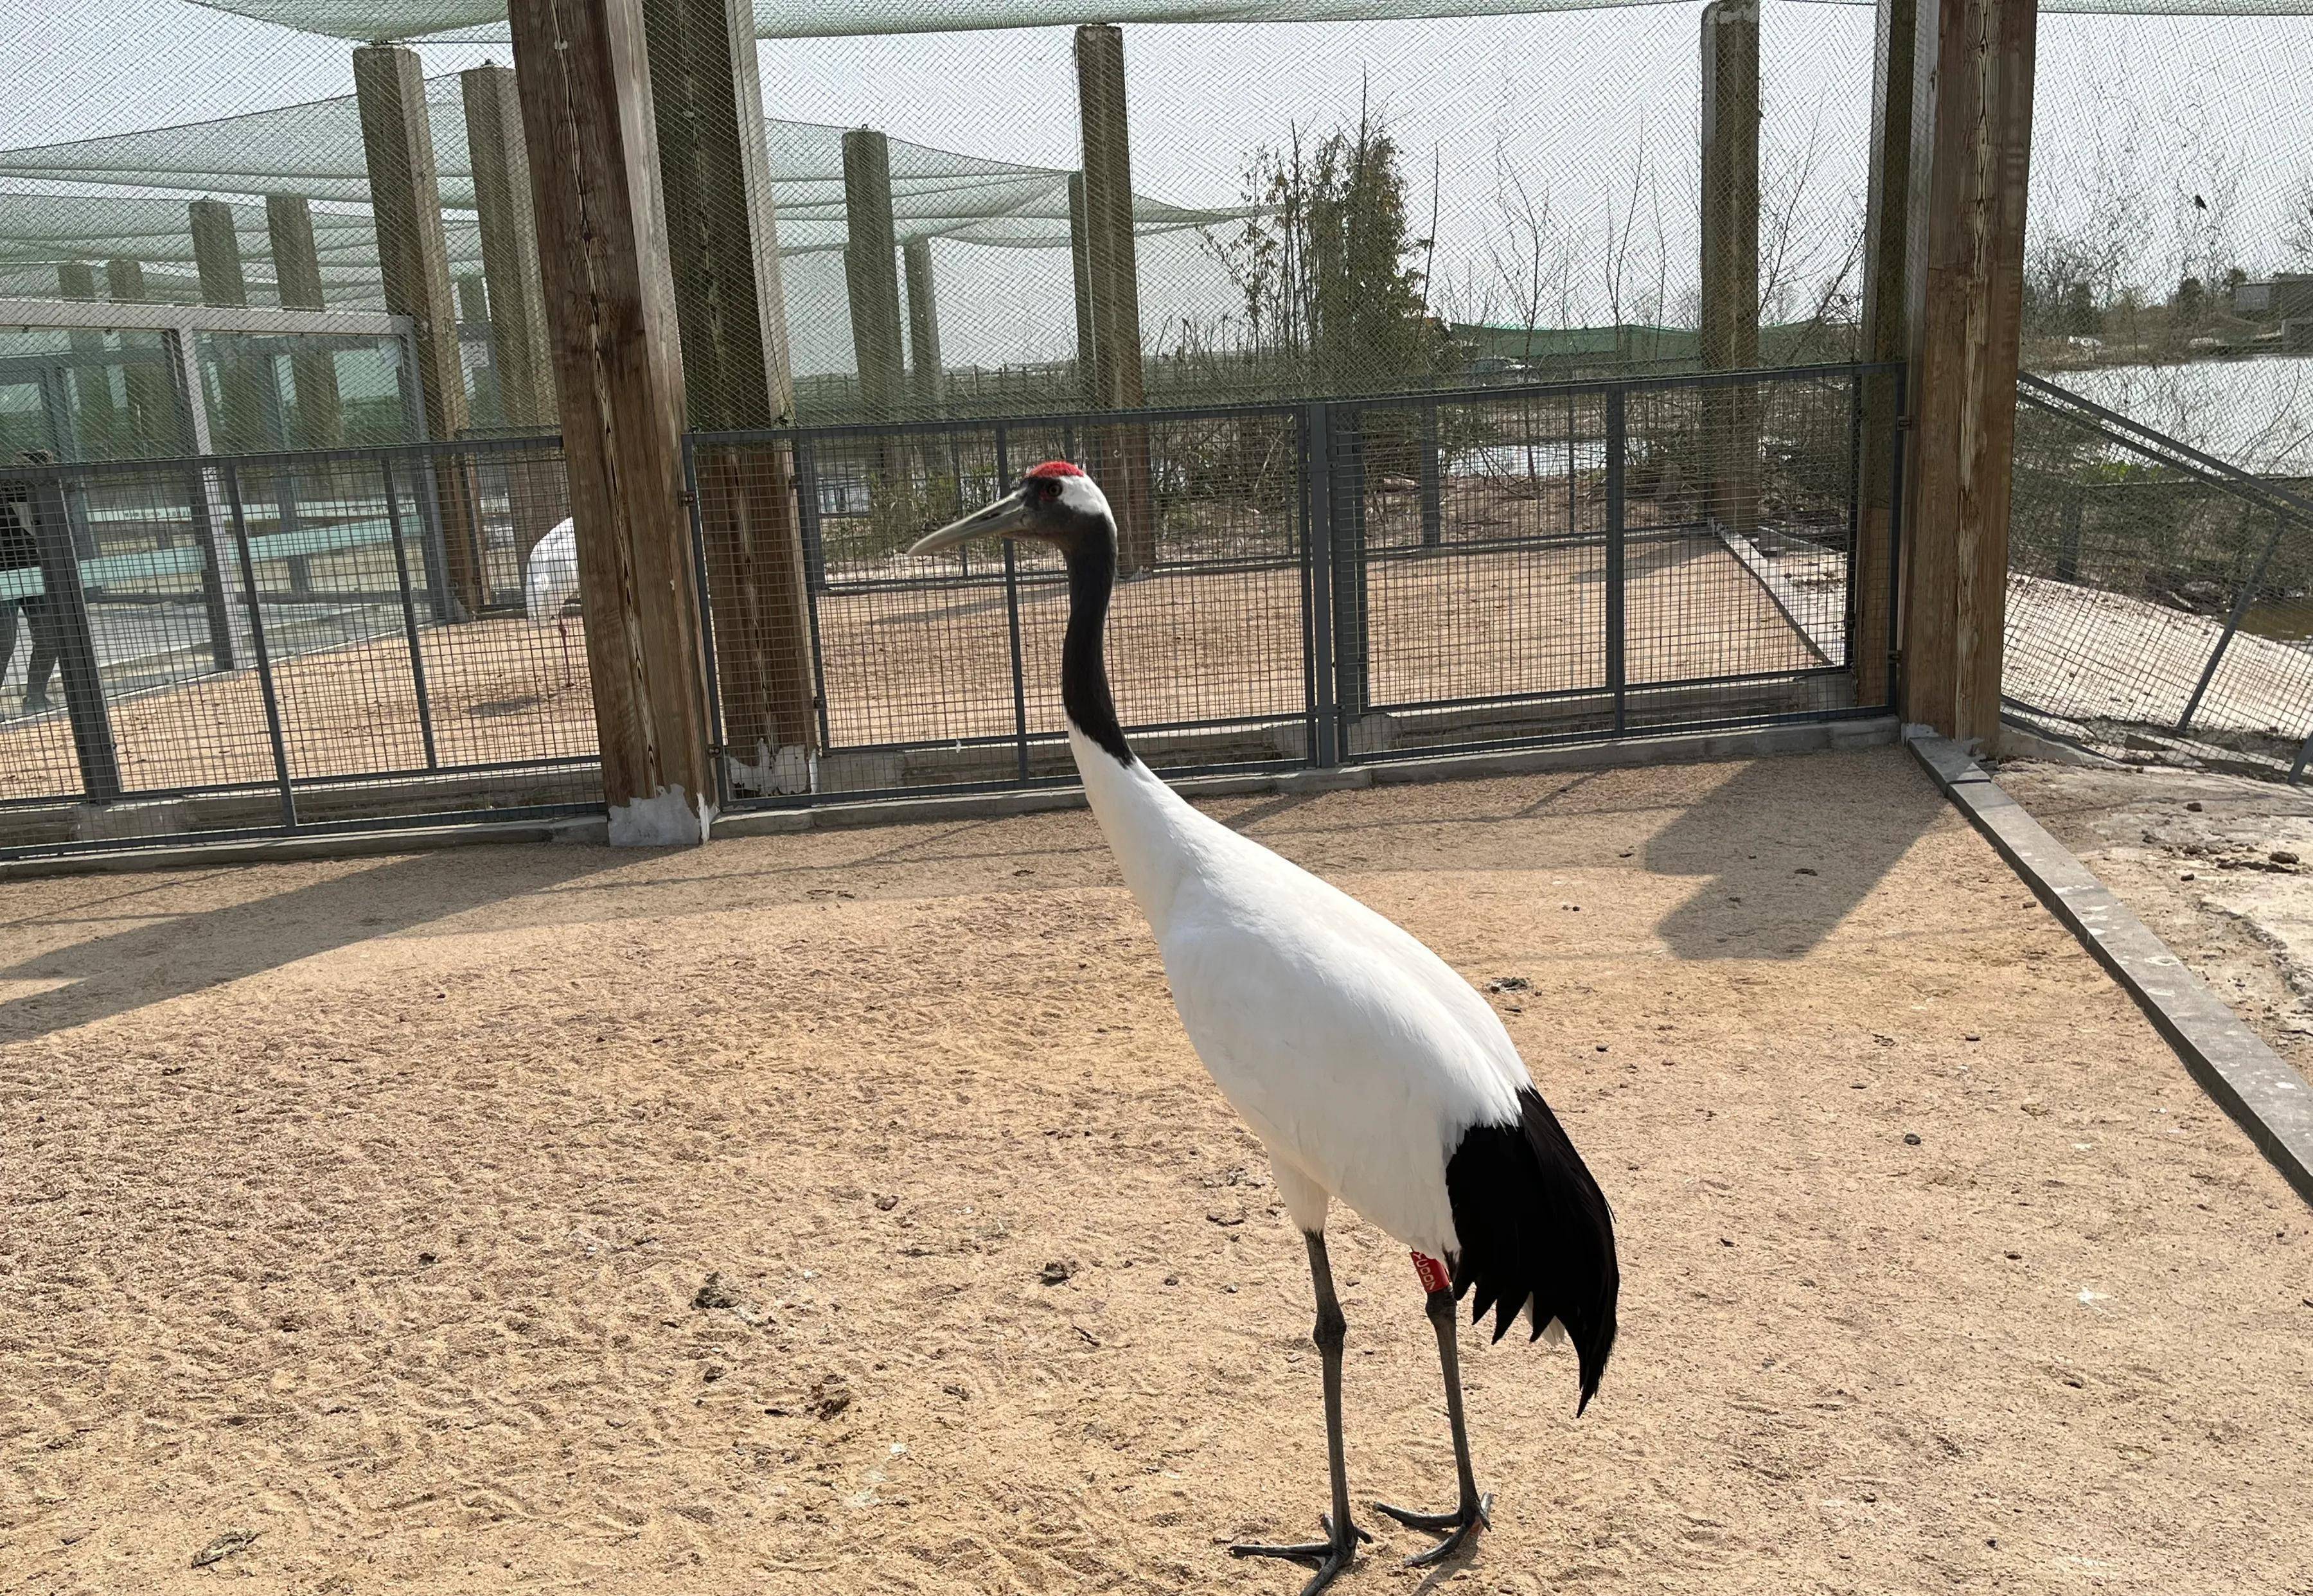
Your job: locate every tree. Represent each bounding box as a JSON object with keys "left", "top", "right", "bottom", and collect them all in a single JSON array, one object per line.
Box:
[{"left": 1209, "top": 93, "right": 1440, "bottom": 394}]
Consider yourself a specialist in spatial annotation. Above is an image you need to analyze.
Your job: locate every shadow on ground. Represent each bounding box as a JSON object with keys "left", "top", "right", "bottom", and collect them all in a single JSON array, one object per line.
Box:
[
  {"left": 0, "top": 849, "right": 625, "bottom": 1045},
  {"left": 1647, "top": 753, "right": 1948, "bottom": 959}
]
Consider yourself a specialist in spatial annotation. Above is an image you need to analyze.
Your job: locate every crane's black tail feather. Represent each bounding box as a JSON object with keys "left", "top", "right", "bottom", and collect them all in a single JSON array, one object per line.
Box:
[{"left": 1442, "top": 1086, "right": 1620, "bottom": 1414}]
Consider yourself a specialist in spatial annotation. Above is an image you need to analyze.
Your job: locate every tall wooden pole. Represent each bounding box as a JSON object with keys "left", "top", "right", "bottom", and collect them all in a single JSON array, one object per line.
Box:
[
  {"left": 188, "top": 198, "right": 269, "bottom": 455},
  {"left": 1900, "top": 0, "right": 2037, "bottom": 747},
  {"left": 267, "top": 192, "right": 344, "bottom": 448},
  {"left": 1852, "top": 0, "right": 1917, "bottom": 709},
  {"left": 841, "top": 128, "right": 907, "bottom": 420},
  {"left": 1074, "top": 23, "right": 1154, "bottom": 574},
  {"left": 903, "top": 236, "right": 943, "bottom": 411},
  {"left": 644, "top": 0, "right": 819, "bottom": 778},
  {"left": 107, "top": 259, "right": 173, "bottom": 454},
  {"left": 353, "top": 41, "right": 484, "bottom": 614},
  {"left": 509, "top": 0, "right": 719, "bottom": 844},
  {"left": 1699, "top": 0, "right": 1760, "bottom": 538},
  {"left": 1067, "top": 170, "right": 1096, "bottom": 405},
  {"left": 461, "top": 62, "right": 558, "bottom": 436}
]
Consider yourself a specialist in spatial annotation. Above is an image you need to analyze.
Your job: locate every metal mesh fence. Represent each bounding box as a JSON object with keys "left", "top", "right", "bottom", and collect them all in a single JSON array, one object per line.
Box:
[
  {"left": 689, "top": 362, "right": 1892, "bottom": 804},
  {"left": 0, "top": 436, "right": 596, "bottom": 855},
  {"left": 2005, "top": 373, "right": 2313, "bottom": 775}
]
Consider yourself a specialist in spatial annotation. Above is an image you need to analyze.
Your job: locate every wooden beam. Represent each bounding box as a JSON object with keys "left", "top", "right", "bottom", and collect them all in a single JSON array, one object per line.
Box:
[
  {"left": 508, "top": 0, "right": 718, "bottom": 844},
  {"left": 266, "top": 192, "right": 344, "bottom": 448},
  {"left": 54, "top": 263, "right": 114, "bottom": 457},
  {"left": 1074, "top": 23, "right": 1154, "bottom": 574},
  {"left": 1852, "top": 0, "right": 1918, "bottom": 709},
  {"left": 188, "top": 199, "right": 248, "bottom": 308},
  {"left": 1068, "top": 170, "right": 1096, "bottom": 404},
  {"left": 903, "top": 236, "right": 943, "bottom": 410},
  {"left": 1900, "top": 0, "right": 2037, "bottom": 746},
  {"left": 641, "top": 0, "right": 818, "bottom": 775},
  {"left": 105, "top": 259, "right": 174, "bottom": 452},
  {"left": 353, "top": 41, "right": 484, "bottom": 614},
  {"left": 841, "top": 127, "right": 907, "bottom": 420},
  {"left": 1698, "top": 0, "right": 1760, "bottom": 537},
  {"left": 55, "top": 262, "right": 95, "bottom": 301},
  {"left": 461, "top": 61, "right": 557, "bottom": 431}
]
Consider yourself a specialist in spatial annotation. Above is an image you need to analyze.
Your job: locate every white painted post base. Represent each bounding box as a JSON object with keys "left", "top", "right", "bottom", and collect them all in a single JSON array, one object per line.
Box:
[
  {"left": 607, "top": 785, "right": 715, "bottom": 847},
  {"left": 725, "top": 740, "right": 816, "bottom": 797}
]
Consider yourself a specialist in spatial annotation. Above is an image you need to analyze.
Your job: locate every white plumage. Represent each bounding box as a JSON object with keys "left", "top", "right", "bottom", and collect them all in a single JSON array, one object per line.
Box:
[
  {"left": 524, "top": 518, "right": 580, "bottom": 684},
  {"left": 910, "top": 463, "right": 1618, "bottom": 1592}
]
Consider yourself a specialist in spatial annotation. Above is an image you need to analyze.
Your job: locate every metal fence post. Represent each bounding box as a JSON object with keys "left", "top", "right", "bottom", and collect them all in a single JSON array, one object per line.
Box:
[
  {"left": 2057, "top": 481, "right": 2083, "bottom": 583},
  {"left": 680, "top": 434, "right": 731, "bottom": 811},
  {"left": 379, "top": 453, "right": 438, "bottom": 772},
  {"left": 221, "top": 461, "right": 297, "bottom": 829},
  {"left": 1305, "top": 402, "right": 1339, "bottom": 768},
  {"left": 1419, "top": 399, "right": 1442, "bottom": 548},
  {"left": 795, "top": 436, "right": 827, "bottom": 593},
  {"left": 181, "top": 464, "right": 237, "bottom": 671},
  {"left": 995, "top": 422, "right": 1031, "bottom": 781},
  {"left": 1331, "top": 405, "right": 1369, "bottom": 725},
  {"left": 1888, "top": 366, "right": 1909, "bottom": 710},
  {"left": 2179, "top": 505, "right": 2291, "bottom": 735},
  {"left": 1605, "top": 386, "right": 1627, "bottom": 733},
  {"left": 25, "top": 466, "right": 121, "bottom": 804},
  {"left": 1844, "top": 368, "right": 1864, "bottom": 671}
]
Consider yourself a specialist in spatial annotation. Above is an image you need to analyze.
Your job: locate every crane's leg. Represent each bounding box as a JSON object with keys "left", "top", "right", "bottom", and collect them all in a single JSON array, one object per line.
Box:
[
  {"left": 557, "top": 616, "right": 573, "bottom": 688},
  {"left": 1372, "top": 1282, "right": 1493, "bottom": 1567},
  {"left": 1228, "top": 1229, "right": 1370, "bottom": 1595}
]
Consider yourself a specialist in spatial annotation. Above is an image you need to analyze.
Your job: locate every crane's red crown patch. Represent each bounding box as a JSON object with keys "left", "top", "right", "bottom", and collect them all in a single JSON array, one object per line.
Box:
[{"left": 1024, "top": 459, "right": 1086, "bottom": 479}]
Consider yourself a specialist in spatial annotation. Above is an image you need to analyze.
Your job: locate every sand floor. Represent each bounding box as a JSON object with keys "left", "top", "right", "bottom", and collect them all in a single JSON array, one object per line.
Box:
[
  {"left": 0, "top": 537, "right": 1820, "bottom": 809},
  {"left": 3, "top": 747, "right": 2310, "bottom": 1594}
]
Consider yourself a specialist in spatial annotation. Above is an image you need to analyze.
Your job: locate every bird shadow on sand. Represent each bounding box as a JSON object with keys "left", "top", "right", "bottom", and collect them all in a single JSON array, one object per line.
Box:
[
  {"left": 0, "top": 848, "right": 625, "bottom": 1045},
  {"left": 1646, "top": 752, "right": 1947, "bottom": 959}
]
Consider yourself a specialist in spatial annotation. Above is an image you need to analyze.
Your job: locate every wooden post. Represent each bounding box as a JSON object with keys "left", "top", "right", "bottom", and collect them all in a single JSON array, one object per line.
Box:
[
  {"left": 509, "top": 0, "right": 719, "bottom": 844},
  {"left": 643, "top": 0, "right": 819, "bottom": 776},
  {"left": 188, "top": 198, "right": 269, "bottom": 455},
  {"left": 842, "top": 128, "right": 907, "bottom": 420},
  {"left": 353, "top": 41, "right": 484, "bottom": 614},
  {"left": 267, "top": 192, "right": 344, "bottom": 448},
  {"left": 1852, "top": 0, "right": 1917, "bottom": 708},
  {"left": 1900, "top": 0, "right": 2037, "bottom": 746},
  {"left": 1699, "top": 0, "right": 1760, "bottom": 538},
  {"left": 1068, "top": 170, "right": 1096, "bottom": 405},
  {"left": 903, "top": 237, "right": 943, "bottom": 411},
  {"left": 1074, "top": 23, "right": 1155, "bottom": 574},
  {"left": 461, "top": 61, "right": 557, "bottom": 432},
  {"left": 107, "top": 258, "right": 173, "bottom": 455},
  {"left": 54, "top": 262, "right": 115, "bottom": 457}
]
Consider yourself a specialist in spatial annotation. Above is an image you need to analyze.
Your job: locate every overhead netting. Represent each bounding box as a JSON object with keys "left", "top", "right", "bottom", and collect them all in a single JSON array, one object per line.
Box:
[{"left": 177, "top": 0, "right": 2313, "bottom": 40}]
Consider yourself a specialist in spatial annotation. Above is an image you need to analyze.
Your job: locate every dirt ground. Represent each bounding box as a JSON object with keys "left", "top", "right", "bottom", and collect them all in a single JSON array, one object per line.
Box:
[
  {"left": 4, "top": 747, "right": 2310, "bottom": 1595},
  {"left": 1998, "top": 754, "right": 2313, "bottom": 1078},
  {"left": 0, "top": 536, "right": 1816, "bottom": 813}
]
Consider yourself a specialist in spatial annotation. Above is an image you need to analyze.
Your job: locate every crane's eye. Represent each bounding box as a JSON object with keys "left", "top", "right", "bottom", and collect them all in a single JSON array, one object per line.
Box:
[{"left": 1038, "top": 479, "right": 1060, "bottom": 501}]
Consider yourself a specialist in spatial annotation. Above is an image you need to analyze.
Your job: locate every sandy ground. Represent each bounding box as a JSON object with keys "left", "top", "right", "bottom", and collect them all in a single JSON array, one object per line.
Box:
[
  {"left": 4, "top": 746, "right": 2310, "bottom": 1595},
  {"left": 1999, "top": 755, "right": 2313, "bottom": 1079},
  {"left": 1, "top": 537, "right": 1819, "bottom": 813},
  {"left": 2005, "top": 574, "right": 2313, "bottom": 745}
]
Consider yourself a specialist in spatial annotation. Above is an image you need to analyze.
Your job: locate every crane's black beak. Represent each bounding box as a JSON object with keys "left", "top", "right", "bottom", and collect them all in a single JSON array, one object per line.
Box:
[{"left": 908, "top": 487, "right": 1033, "bottom": 556}]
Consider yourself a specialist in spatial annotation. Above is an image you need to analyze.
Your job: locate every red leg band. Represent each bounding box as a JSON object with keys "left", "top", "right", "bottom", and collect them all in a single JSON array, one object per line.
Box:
[{"left": 1411, "top": 1251, "right": 1451, "bottom": 1293}]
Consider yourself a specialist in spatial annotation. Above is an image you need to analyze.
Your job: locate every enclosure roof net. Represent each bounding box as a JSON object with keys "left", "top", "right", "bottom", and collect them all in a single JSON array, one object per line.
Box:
[
  {"left": 0, "top": 189, "right": 475, "bottom": 281},
  {"left": 0, "top": 76, "right": 1247, "bottom": 266},
  {"left": 182, "top": 0, "right": 2313, "bottom": 40}
]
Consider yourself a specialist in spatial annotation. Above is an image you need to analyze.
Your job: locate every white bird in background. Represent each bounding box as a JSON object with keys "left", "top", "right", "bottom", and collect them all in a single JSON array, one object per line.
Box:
[
  {"left": 910, "top": 464, "right": 1620, "bottom": 1593},
  {"left": 524, "top": 517, "right": 580, "bottom": 687}
]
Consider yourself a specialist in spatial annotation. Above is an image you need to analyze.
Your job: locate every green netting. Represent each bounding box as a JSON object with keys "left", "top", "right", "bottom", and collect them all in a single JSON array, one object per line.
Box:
[
  {"left": 0, "top": 189, "right": 477, "bottom": 285},
  {"left": 0, "top": 76, "right": 1241, "bottom": 259},
  {"left": 181, "top": 0, "right": 2313, "bottom": 42}
]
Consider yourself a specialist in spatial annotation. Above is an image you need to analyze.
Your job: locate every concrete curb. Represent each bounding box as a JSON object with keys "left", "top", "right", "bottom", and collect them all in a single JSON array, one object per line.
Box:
[
  {"left": 0, "top": 715, "right": 1900, "bottom": 882},
  {"left": 1907, "top": 729, "right": 2313, "bottom": 1207}
]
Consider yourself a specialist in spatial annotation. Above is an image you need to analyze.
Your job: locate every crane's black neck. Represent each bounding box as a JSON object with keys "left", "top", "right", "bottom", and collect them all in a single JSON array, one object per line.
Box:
[{"left": 1060, "top": 525, "right": 1134, "bottom": 767}]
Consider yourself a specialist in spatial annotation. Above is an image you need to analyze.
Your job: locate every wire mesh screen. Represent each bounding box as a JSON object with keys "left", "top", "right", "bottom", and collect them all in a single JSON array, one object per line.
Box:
[
  {"left": 0, "top": 438, "right": 598, "bottom": 856},
  {"left": 690, "top": 364, "right": 1891, "bottom": 804},
  {"left": 2005, "top": 375, "right": 2313, "bottom": 775}
]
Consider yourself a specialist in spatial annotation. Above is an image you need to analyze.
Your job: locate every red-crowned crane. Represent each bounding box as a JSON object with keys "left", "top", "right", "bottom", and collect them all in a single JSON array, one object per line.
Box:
[
  {"left": 910, "top": 462, "right": 1619, "bottom": 1592},
  {"left": 524, "top": 517, "right": 580, "bottom": 687}
]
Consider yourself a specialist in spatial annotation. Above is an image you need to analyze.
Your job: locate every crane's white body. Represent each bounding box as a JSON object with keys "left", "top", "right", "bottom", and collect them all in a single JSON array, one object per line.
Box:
[
  {"left": 525, "top": 519, "right": 579, "bottom": 626},
  {"left": 1070, "top": 725, "right": 1531, "bottom": 1261}
]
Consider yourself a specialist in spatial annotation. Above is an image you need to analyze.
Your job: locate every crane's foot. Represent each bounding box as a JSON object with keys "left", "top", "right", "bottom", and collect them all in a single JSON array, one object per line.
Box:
[
  {"left": 1372, "top": 1493, "right": 1492, "bottom": 1568},
  {"left": 1228, "top": 1512, "right": 1371, "bottom": 1596}
]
